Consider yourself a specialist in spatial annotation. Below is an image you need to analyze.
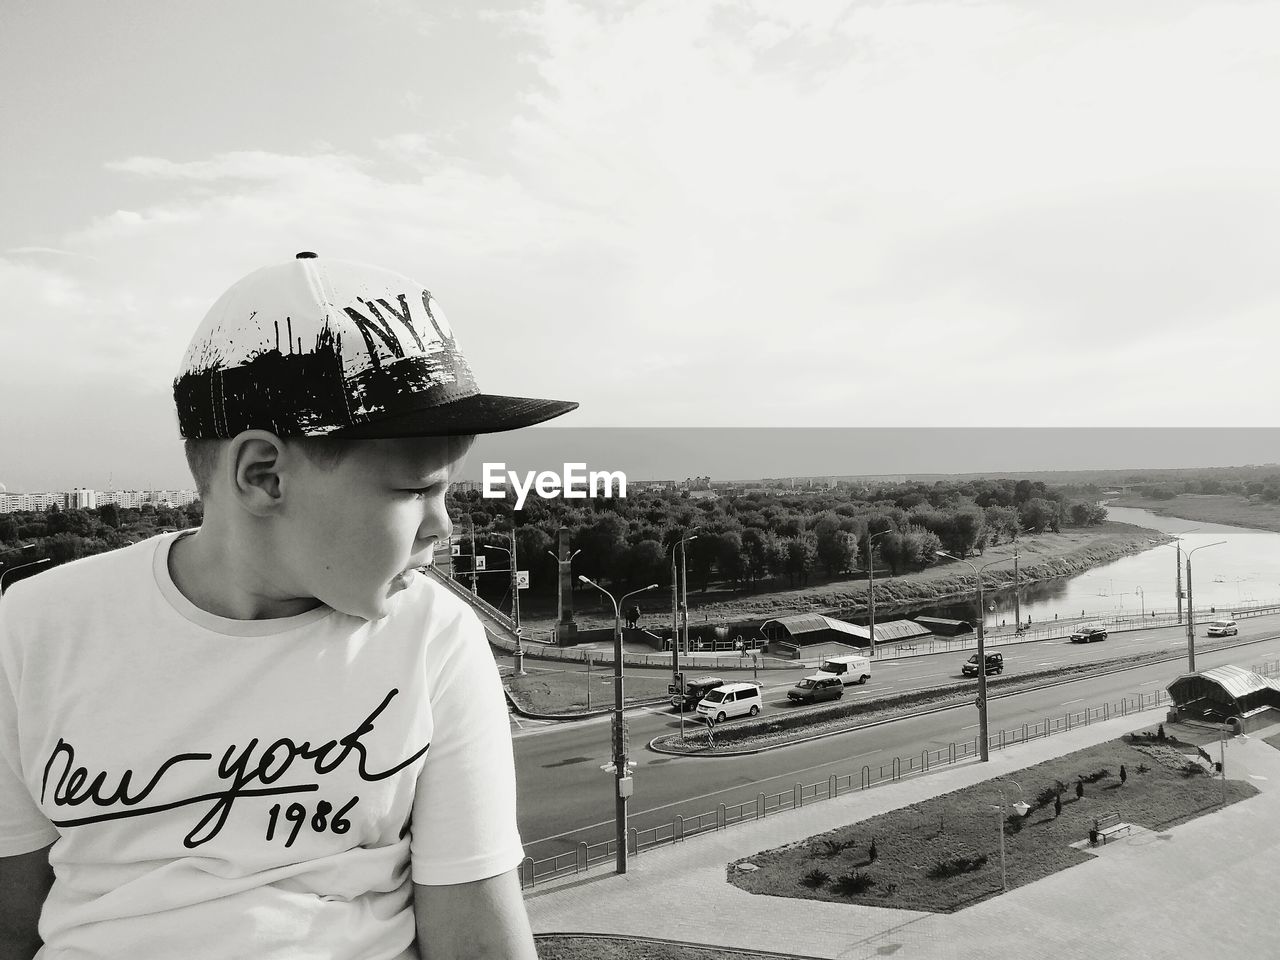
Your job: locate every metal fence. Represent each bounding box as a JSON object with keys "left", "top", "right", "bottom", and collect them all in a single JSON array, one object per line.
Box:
[{"left": 518, "top": 656, "right": 1280, "bottom": 888}]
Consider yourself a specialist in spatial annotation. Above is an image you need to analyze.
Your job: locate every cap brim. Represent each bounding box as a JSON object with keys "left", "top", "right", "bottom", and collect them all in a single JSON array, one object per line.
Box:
[{"left": 329, "top": 394, "right": 579, "bottom": 439}]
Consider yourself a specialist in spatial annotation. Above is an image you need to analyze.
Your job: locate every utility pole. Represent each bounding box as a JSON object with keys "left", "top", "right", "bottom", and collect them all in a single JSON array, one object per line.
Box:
[
  {"left": 1013, "top": 548, "right": 1021, "bottom": 632},
  {"left": 1176, "top": 541, "right": 1183, "bottom": 625},
  {"left": 1185, "top": 554, "right": 1196, "bottom": 673},
  {"left": 469, "top": 520, "right": 478, "bottom": 595}
]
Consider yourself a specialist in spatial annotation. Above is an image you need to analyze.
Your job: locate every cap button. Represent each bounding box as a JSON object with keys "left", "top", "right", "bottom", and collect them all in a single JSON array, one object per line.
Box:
[{"left": 295, "top": 251, "right": 318, "bottom": 259}]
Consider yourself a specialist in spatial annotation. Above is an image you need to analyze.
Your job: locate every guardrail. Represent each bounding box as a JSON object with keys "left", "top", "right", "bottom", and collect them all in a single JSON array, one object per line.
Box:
[{"left": 517, "top": 655, "right": 1280, "bottom": 889}]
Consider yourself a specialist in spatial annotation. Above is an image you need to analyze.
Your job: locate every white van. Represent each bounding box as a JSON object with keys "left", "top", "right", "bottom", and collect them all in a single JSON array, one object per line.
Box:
[
  {"left": 817, "top": 654, "right": 872, "bottom": 687},
  {"left": 695, "top": 681, "right": 764, "bottom": 723},
  {"left": 1206, "top": 619, "right": 1238, "bottom": 637}
]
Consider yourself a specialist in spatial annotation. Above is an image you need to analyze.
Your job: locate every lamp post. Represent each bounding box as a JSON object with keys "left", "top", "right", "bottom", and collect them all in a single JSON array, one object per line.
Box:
[
  {"left": 578, "top": 576, "right": 658, "bottom": 874},
  {"left": 866, "top": 529, "right": 892, "bottom": 656},
  {"left": 1136, "top": 585, "right": 1144, "bottom": 621},
  {"left": 483, "top": 531, "right": 524, "bottom": 674},
  {"left": 1150, "top": 530, "right": 1199, "bottom": 624},
  {"left": 679, "top": 530, "right": 699, "bottom": 658},
  {"left": 1185, "top": 540, "right": 1227, "bottom": 673},
  {"left": 991, "top": 779, "right": 1030, "bottom": 892},
  {"left": 0, "top": 545, "right": 52, "bottom": 597},
  {"left": 938, "top": 551, "right": 1014, "bottom": 762}
]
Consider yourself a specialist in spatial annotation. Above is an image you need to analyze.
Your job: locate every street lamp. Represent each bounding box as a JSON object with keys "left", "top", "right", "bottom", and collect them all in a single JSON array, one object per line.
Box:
[
  {"left": 0, "top": 545, "right": 52, "bottom": 597},
  {"left": 991, "top": 779, "right": 1030, "bottom": 892},
  {"left": 483, "top": 531, "right": 524, "bottom": 674},
  {"left": 1149, "top": 529, "right": 1199, "bottom": 624},
  {"left": 1136, "top": 585, "right": 1144, "bottom": 621},
  {"left": 578, "top": 576, "right": 658, "bottom": 875},
  {"left": 678, "top": 529, "right": 699, "bottom": 657},
  {"left": 866, "top": 529, "right": 892, "bottom": 656},
  {"left": 937, "top": 551, "right": 1014, "bottom": 762},
  {"left": 1185, "top": 540, "right": 1227, "bottom": 673}
]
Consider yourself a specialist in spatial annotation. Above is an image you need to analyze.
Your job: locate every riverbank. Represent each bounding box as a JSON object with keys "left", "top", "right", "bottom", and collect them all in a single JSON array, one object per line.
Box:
[
  {"left": 1107, "top": 494, "right": 1280, "bottom": 533},
  {"left": 521, "top": 521, "right": 1167, "bottom": 633}
]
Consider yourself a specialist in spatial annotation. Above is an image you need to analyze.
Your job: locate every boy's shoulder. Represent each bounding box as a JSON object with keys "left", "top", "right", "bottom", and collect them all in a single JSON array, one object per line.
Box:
[{"left": 1, "top": 535, "right": 162, "bottom": 620}]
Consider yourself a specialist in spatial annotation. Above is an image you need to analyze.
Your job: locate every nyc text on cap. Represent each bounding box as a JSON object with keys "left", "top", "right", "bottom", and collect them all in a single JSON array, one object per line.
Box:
[{"left": 174, "top": 253, "right": 577, "bottom": 439}]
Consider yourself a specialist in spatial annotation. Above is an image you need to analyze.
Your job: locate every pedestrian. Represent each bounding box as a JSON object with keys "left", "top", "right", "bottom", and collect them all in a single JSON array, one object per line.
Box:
[{"left": 0, "top": 254, "right": 576, "bottom": 958}]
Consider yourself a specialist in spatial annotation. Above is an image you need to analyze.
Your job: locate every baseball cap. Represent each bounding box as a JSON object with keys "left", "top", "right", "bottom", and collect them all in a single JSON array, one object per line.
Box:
[{"left": 173, "top": 252, "right": 577, "bottom": 438}]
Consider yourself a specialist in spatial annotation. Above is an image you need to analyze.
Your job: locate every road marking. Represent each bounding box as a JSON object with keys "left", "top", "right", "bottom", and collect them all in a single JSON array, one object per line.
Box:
[
  {"left": 509, "top": 713, "right": 525, "bottom": 729},
  {"left": 1140, "top": 680, "right": 1163, "bottom": 686},
  {"left": 1062, "top": 698, "right": 1085, "bottom": 705},
  {"left": 961, "top": 723, "right": 979, "bottom": 730}
]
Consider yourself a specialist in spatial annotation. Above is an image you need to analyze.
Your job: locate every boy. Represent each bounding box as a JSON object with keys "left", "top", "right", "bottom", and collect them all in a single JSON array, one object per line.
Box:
[{"left": 0, "top": 253, "right": 577, "bottom": 958}]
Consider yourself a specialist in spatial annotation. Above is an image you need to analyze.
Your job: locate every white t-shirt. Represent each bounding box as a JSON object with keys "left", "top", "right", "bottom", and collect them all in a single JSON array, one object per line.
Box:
[{"left": 0, "top": 532, "right": 524, "bottom": 959}]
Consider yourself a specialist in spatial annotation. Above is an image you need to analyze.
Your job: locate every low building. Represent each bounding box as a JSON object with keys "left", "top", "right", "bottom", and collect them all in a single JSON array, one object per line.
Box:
[
  {"left": 760, "top": 613, "right": 866, "bottom": 648},
  {"left": 1167, "top": 664, "right": 1280, "bottom": 732}
]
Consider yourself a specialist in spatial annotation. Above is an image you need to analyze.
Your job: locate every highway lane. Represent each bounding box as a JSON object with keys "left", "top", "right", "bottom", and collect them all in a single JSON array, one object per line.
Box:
[
  {"left": 509, "top": 613, "right": 1280, "bottom": 732},
  {"left": 514, "top": 630, "right": 1280, "bottom": 861}
]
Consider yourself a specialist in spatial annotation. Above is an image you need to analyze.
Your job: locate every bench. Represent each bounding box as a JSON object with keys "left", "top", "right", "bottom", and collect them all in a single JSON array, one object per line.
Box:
[{"left": 1092, "top": 812, "right": 1131, "bottom": 844}]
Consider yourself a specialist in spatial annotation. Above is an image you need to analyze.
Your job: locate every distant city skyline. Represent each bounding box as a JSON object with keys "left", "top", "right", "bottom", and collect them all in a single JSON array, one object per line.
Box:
[
  {"left": 4, "top": 3, "right": 1279, "bottom": 492},
  {"left": 5, "top": 428, "right": 1277, "bottom": 494}
]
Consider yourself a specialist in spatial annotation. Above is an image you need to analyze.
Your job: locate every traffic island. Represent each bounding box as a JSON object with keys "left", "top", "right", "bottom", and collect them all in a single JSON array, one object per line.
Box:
[{"left": 725, "top": 726, "right": 1256, "bottom": 913}]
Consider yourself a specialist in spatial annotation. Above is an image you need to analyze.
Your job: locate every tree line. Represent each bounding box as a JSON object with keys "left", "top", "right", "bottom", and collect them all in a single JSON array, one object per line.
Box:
[{"left": 451, "top": 477, "right": 1107, "bottom": 603}]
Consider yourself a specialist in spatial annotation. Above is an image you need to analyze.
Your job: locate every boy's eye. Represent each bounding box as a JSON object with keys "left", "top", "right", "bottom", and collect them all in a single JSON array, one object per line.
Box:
[{"left": 403, "top": 485, "right": 446, "bottom": 497}]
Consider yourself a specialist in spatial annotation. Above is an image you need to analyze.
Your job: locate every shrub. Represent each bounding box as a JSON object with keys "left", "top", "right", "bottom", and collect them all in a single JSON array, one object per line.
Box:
[
  {"left": 821, "top": 838, "right": 855, "bottom": 857},
  {"left": 833, "top": 870, "right": 876, "bottom": 895},
  {"left": 800, "top": 868, "right": 830, "bottom": 889},
  {"left": 869, "top": 838, "right": 878, "bottom": 862},
  {"left": 1075, "top": 779, "right": 1084, "bottom": 799},
  {"left": 1082, "top": 768, "right": 1111, "bottom": 784},
  {"left": 1054, "top": 794, "right": 1062, "bottom": 818},
  {"left": 927, "top": 854, "right": 988, "bottom": 879},
  {"left": 1035, "top": 780, "right": 1068, "bottom": 810},
  {"left": 1181, "top": 761, "right": 1206, "bottom": 777},
  {"left": 1005, "top": 812, "right": 1025, "bottom": 834},
  {"left": 1157, "top": 723, "right": 1166, "bottom": 741},
  {"left": 1136, "top": 762, "right": 1149, "bottom": 774},
  {"left": 1120, "top": 765, "right": 1127, "bottom": 785}
]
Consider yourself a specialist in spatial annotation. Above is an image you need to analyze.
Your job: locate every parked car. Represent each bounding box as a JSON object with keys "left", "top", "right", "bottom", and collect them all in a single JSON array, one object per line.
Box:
[
  {"left": 696, "top": 681, "right": 764, "bottom": 723},
  {"left": 816, "top": 654, "right": 872, "bottom": 687},
  {"left": 668, "top": 675, "right": 726, "bottom": 712},
  {"left": 787, "top": 674, "right": 845, "bottom": 704},
  {"left": 962, "top": 652, "right": 1004, "bottom": 676},
  {"left": 1206, "top": 619, "right": 1239, "bottom": 637},
  {"left": 1070, "top": 624, "right": 1108, "bottom": 643}
]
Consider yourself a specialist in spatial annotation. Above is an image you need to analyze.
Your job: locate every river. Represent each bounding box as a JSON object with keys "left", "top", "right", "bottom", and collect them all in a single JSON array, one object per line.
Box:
[{"left": 852, "top": 505, "right": 1280, "bottom": 628}]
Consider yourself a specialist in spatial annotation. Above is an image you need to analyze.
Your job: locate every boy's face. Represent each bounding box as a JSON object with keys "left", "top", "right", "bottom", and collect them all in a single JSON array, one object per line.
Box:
[{"left": 279, "top": 436, "right": 465, "bottom": 620}]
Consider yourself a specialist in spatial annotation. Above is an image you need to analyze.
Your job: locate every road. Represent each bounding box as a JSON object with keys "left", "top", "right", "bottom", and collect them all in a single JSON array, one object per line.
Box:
[{"left": 513, "top": 619, "right": 1280, "bottom": 863}]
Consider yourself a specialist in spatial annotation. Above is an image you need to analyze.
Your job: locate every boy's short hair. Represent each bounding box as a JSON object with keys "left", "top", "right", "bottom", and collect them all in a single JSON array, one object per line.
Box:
[
  {"left": 173, "top": 252, "right": 577, "bottom": 442},
  {"left": 183, "top": 434, "right": 475, "bottom": 501},
  {"left": 183, "top": 436, "right": 357, "bottom": 501}
]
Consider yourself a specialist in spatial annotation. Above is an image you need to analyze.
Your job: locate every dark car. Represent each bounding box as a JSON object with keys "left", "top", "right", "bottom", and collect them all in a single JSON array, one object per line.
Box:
[
  {"left": 1070, "top": 624, "right": 1108, "bottom": 643},
  {"left": 787, "top": 675, "right": 845, "bottom": 704},
  {"left": 962, "top": 652, "right": 1004, "bottom": 676},
  {"left": 669, "top": 675, "right": 726, "bottom": 712}
]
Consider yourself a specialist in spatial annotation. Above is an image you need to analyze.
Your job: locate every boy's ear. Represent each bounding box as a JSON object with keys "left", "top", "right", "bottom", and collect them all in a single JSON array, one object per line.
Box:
[{"left": 227, "top": 431, "right": 288, "bottom": 516}]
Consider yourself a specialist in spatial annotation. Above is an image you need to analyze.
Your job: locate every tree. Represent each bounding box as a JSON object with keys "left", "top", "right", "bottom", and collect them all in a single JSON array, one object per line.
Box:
[
  {"left": 783, "top": 535, "right": 818, "bottom": 587},
  {"left": 0, "top": 517, "right": 18, "bottom": 543},
  {"left": 984, "top": 505, "right": 1019, "bottom": 543},
  {"left": 1075, "top": 779, "right": 1084, "bottom": 800},
  {"left": 98, "top": 503, "right": 120, "bottom": 529},
  {"left": 1019, "top": 498, "right": 1059, "bottom": 534}
]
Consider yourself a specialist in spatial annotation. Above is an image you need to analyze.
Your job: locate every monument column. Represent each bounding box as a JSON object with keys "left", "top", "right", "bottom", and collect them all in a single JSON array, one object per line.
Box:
[{"left": 556, "top": 526, "right": 579, "bottom": 645}]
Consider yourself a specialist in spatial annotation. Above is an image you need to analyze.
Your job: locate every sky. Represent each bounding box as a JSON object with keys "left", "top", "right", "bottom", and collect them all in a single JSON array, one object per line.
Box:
[{"left": 2, "top": 0, "right": 1278, "bottom": 491}]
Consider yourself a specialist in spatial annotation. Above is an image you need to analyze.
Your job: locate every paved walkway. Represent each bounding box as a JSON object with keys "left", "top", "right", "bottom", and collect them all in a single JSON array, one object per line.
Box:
[{"left": 525, "top": 710, "right": 1280, "bottom": 958}]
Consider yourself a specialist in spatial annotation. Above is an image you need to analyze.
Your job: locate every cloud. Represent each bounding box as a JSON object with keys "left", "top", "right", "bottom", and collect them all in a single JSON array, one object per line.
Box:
[{"left": 5, "top": 0, "right": 1279, "bottom": 455}]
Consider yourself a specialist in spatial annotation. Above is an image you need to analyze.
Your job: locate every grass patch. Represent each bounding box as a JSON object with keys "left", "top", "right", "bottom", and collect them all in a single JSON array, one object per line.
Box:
[
  {"left": 1263, "top": 731, "right": 1280, "bottom": 753},
  {"left": 727, "top": 728, "right": 1258, "bottom": 913},
  {"left": 1107, "top": 494, "right": 1280, "bottom": 534},
  {"left": 506, "top": 669, "right": 671, "bottom": 714}
]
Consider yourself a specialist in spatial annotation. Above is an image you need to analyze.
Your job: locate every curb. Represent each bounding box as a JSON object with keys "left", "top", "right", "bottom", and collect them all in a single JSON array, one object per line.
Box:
[
  {"left": 504, "top": 688, "right": 669, "bottom": 721},
  {"left": 534, "top": 932, "right": 830, "bottom": 960},
  {"left": 647, "top": 632, "right": 1280, "bottom": 757}
]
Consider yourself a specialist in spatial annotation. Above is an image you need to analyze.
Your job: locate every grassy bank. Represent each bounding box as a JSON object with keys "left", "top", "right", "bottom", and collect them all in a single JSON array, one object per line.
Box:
[
  {"left": 727, "top": 727, "right": 1255, "bottom": 913},
  {"left": 1108, "top": 494, "right": 1280, "bottom": 533},
  {"left": 521, "top": 522, "right": 1165, "bottom": 634}
]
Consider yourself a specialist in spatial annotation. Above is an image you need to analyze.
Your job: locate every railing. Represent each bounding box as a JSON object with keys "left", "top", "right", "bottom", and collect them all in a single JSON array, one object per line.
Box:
[{"left": 518, "top": 656, "right": 1280, "bottom": 888}]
